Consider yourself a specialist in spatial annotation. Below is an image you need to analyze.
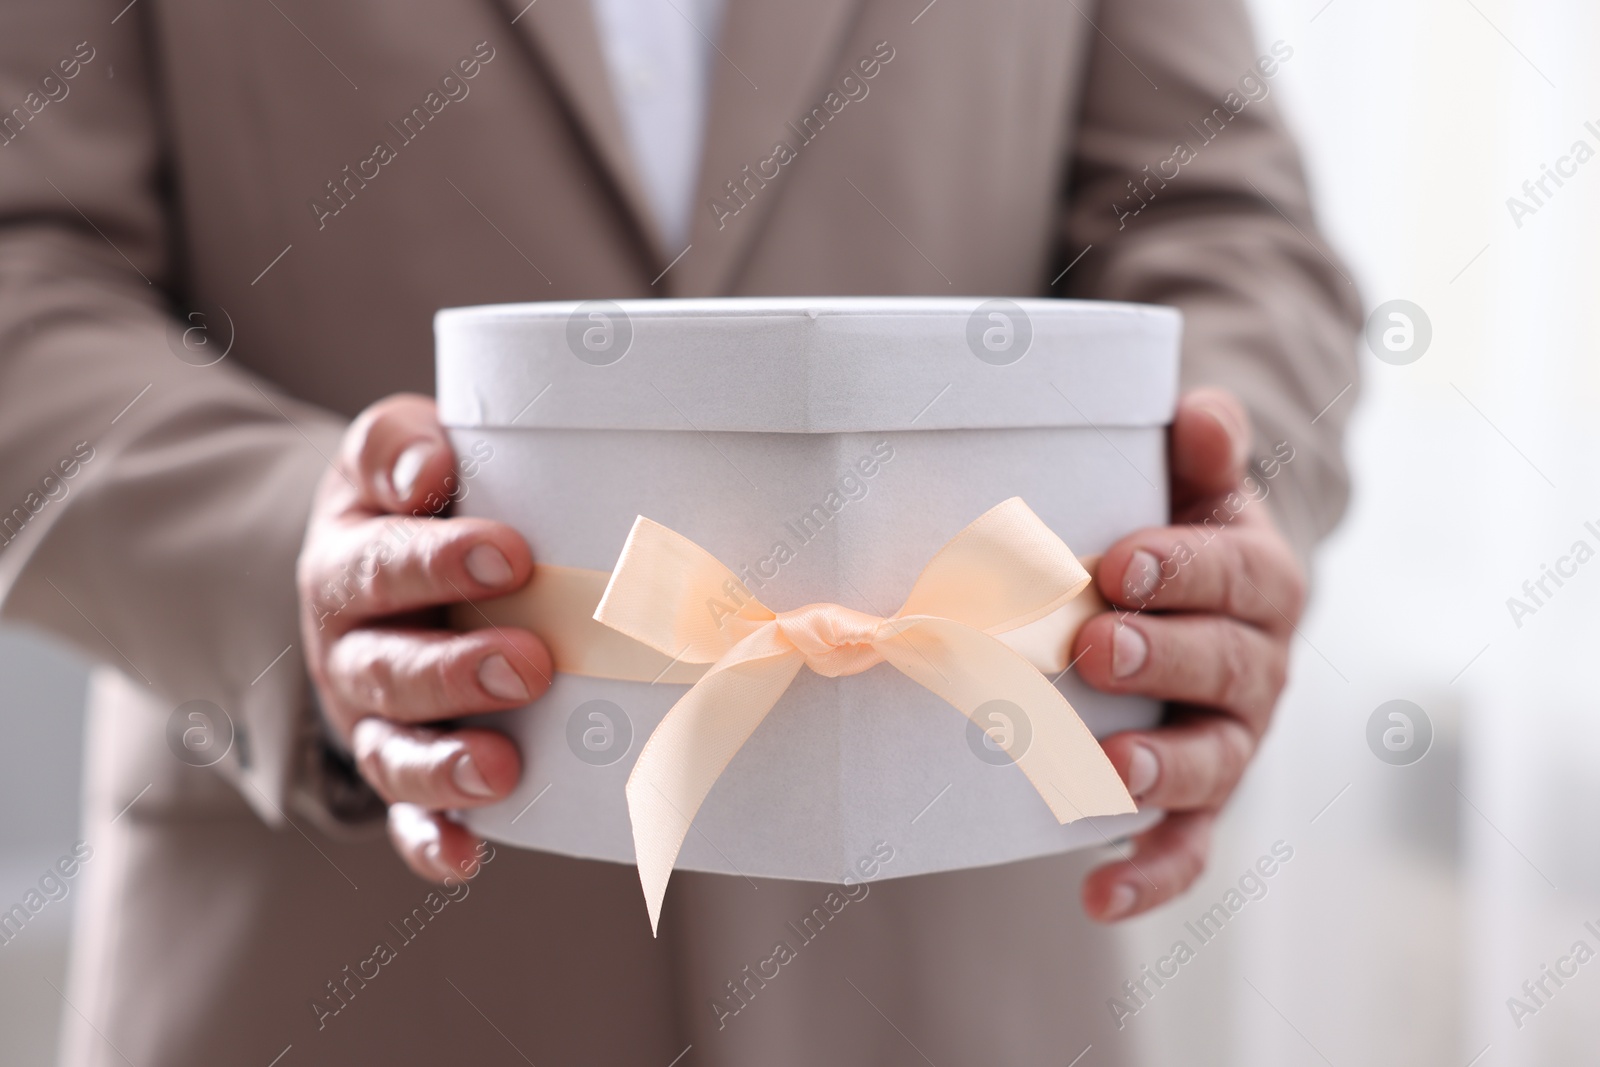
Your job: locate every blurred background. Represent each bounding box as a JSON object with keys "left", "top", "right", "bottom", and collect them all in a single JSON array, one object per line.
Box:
[
  {"left": 2, "top": 0, "right": 1595, "bottom": 1063},
  {"left": 1122, "top": 0, "right": 1600, "bottom": 1063}
]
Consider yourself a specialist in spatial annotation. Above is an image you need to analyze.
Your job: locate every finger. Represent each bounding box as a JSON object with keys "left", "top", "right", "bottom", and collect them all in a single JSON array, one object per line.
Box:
[
  {"left": 342, "top": 394, "right": 457, "bottom": 515},
  {"left": 1170, "top": 388, "right": 1250, "bottom": 509},
  {"left": 388, "top": 802, "right": 489, "bottom": 883},
  {"left": 1096, "top": 523, "right": 1306, "bottom": 630},
  {"left": 1083, "top": 810, "right": 1216, "bottom": 922},
  {"left": 1100, "top": 713, "right": 1256, "bottom": 811},
  {"left": 355, "top": 718, "right": 522, "bottom": 809},
  {"left": 325, "top": 627, "right": 552, "bottom": 726},
  {"left": 1073, "top": 613, "right": 1285, "bottom": 731},
  {"left": 302, "top": 515, "right": 533, "bottom": 627}
]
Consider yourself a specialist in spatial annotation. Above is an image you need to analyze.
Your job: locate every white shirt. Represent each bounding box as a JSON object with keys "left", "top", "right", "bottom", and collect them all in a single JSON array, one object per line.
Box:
[{"left": 589, "top": 0, "right": 727, "bottom": 250}]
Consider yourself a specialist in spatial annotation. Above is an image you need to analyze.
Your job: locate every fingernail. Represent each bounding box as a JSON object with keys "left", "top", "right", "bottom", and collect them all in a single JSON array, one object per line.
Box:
[
  {"left": 422, "top": 841, "right": 451, "bottom": 879},
  {"left": 1123, "top": 550, "right": 1160, "bottom": 604},
  {"left": 1200, "top": 400, "right": 1250, "bottom": 471},
  {"left": 1112, "top": 624, "right": 1148, "bottom": 678},
  {"left": 477, "top": 653, "right": 530, "bottom": 703},
  {"left": 390, "top": 441, "right": 436, "bottom": 502},
  {"left": 1232, "top": 429, "right": 1251, "bottom": 472},
  {"left": 452, "top": 753, "right": 496, "bottom": 798},
  {"left": 465, "top": 544, "right": 514, "bottom": 588},
  {"left": 1103, "top": 883, "right": 1138, "bottom": 920},
  {"left": 1126, "top": 743, "right": 1159, "bottom": 798}
]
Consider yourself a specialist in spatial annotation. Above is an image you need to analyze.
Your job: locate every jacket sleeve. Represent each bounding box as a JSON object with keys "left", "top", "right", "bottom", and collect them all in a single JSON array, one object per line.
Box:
[
  {"left": 0, "top": 0, "right": 363, "bottom": 829},
  {"left": 1057, "top": 0, "right": 1363, "bottom": 559}
]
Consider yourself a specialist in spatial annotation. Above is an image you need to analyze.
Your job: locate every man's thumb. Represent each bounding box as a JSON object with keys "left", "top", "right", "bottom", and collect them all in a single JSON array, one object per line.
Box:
[
  {"left": 1169, "top": 388, "right": 1251, "bottom": 503},
  {"left": 341, "top": 393, "right": 456, "bottom": 515}
]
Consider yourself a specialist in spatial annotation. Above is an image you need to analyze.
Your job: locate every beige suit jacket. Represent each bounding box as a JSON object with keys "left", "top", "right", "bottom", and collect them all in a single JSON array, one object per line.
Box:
[{"left": 0, "top": 0, "right": 1359, "bottom": 1063}]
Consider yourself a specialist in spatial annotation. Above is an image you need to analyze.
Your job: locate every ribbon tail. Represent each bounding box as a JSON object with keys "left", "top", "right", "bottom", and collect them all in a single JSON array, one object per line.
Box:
[
  {"left": 876, "top": 617, "right": 1137, "bottom": 824},
  {"left": 626, "top": 649, "right": 805, "bottom": 936}
]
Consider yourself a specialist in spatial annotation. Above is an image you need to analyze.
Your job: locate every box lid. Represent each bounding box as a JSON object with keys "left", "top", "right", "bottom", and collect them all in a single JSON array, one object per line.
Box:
[{"left": 436, "top": 297, "right": 1180, "bottom": 433}]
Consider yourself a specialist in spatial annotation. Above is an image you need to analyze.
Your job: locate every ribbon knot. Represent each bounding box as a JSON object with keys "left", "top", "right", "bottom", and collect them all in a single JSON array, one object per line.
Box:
[
  {"left": 771, "top": 604, "right": 886, "bottom": 676},
  {"left": 592, "top": 497, "right": 1138, "bottom": 935}
]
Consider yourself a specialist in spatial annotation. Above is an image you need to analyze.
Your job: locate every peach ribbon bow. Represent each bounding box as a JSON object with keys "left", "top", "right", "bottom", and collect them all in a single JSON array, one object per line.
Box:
[{"left": 592, "top": 497, "right": 1137, "bottom": 934}]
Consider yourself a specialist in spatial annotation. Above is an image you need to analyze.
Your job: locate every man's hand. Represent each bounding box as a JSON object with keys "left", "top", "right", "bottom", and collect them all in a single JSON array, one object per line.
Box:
[
  {"left": 297, "top": 394, "right": 551, "bottom": 881},
  {"left": 1074, "top": 388, "right": 1306, "bottom": 922}
]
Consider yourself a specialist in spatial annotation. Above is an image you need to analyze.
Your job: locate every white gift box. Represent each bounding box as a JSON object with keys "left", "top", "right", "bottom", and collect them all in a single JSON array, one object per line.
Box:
[{"left": 437, "top": 297, "right": 1179, "bottom": 886}]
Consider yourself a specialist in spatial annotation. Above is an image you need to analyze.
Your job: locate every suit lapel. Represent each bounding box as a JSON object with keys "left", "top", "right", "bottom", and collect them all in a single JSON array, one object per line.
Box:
[
  {"left": 491, "top": 0, "right": 869, "bottom": 292},
  {"left": 671, "top": 0, "right": 868, "bottom": 295},
  {"left": 490, "top": 0, "right": 670, "bottom": 265}
]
